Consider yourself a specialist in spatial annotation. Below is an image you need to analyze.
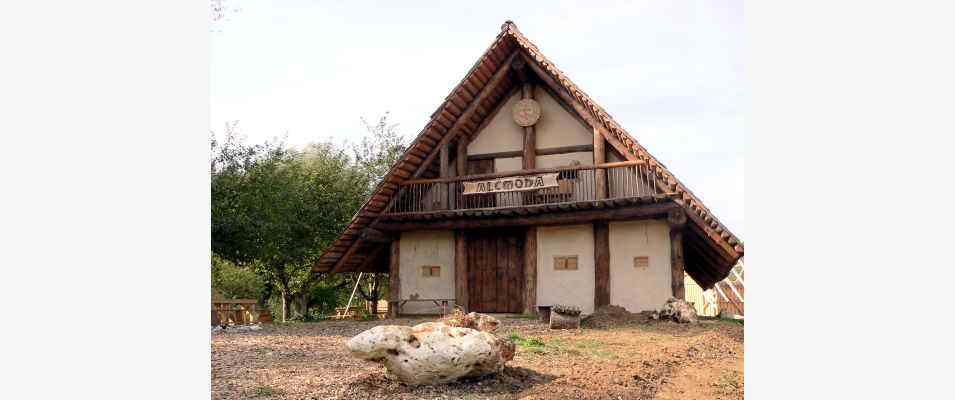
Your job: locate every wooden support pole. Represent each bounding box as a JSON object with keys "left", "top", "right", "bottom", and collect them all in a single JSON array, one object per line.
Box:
[
  {"left": 439, "top": 144, "right": 450, "bottom": 208},
  {"left": 593, "top": 126, "right": 607, "bottom": 199},
  {"left": 668, "top": 209, "right": 687, "bottom": 300},
  {"left": 456, "top": 136, "right": 468, "bottom": 176},
  {"left": 594, "top": 221, "right": 610, "bottom": 308},
  {"left": 454, "top": 136, "right": 468, "bottom": 210},
  {"left": 523, "top": 227, "right": 537, "bottom": 315},
  {"left": 454, "top": 231, "right": 468, "bottom": 312},
  {"left": 521, "top": 83, "right": 536, "bottom": 170},
  {"left": 440, "top": 144, "right": 450, "bottom": 177},
  {"left": 388, "top": 239, "right": 401, "bottom": 318}
]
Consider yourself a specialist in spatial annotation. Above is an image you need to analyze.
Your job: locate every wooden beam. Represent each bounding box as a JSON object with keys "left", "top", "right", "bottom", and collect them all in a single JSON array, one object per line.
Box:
[
  {"left": 355, "top": 245, "right": 386, "bottom": 272},
  {"left": 668, "top": 209, "right": 687, "bottom": 300},
  {"left": 329, "top": 240, "right": 363, "bottom": 274},
  {"left": 520, "top": 52, "right": 637, "bottom": 163},
  {"left": 454, "top": 230, "right": 468, "bottom": 312},
  {"left": 439, "top": 144, "right": 450, "bottom": 209},
  {"left": 593, "top": 126, "right": 607, "bottom": 199},
  {"left": 593, "top": 221, "right": 610, "bottom": 308},
  {"left": 439, "top": 144, "right": 450, "bottom": 177},
  {"left": 468, "top": 144, "right": 593, "bottom": 161},
  {"left": 524, "top": 227, "right": 537, "bottom": 315},
  {"left": 388, "top": 239, "right": 400, "bottom": 319},
  {"left": 374, "top": 202, "right": 679, "bottom": 231},
  {"left": 685, "top": 208, "right": 739, "bottom": 259},
  {"left": 359, "top": 228, "right": 396, "bottom": 243},
  {"left": 522, "top": 83, "right": 536, "bottom": 169},
  {"left": 456, "top": 135, "right": 468, "bottom": 177}
]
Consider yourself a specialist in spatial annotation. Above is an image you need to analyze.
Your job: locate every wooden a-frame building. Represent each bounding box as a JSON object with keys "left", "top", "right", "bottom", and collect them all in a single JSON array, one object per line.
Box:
[{"left": 314, "top": 21, "right": 743, "bottom": 317}]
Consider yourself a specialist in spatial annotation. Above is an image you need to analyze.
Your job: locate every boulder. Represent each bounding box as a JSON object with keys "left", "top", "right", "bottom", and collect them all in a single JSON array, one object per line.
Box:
[
  {"left": 659, "top": 298, "right": 698, "bottom": 323},
  {"left": 346, "top": 316, "right": 515, "bottom": 385},
  {"left": 548, "top": 304, "right": 581, "bottom": 330},
  {"left": 440, "top": 310, "right": 500, "bottom": 333}
]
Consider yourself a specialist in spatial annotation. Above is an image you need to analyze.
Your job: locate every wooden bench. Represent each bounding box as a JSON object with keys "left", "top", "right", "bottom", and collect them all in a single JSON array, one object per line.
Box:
[{"left": 397, "top": 299, "right": 454, "bottom": 315}]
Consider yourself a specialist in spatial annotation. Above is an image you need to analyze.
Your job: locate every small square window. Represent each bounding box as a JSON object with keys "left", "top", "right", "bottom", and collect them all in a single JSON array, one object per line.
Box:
[
  {"left": 554, "top": 256, "right": 578, "bottom": 271},
  {"left": 634, "top": 256, "right": 649, "bottom": 269},
  {"left": 421, "top": 265, "right": 441, "bottom": 277}
]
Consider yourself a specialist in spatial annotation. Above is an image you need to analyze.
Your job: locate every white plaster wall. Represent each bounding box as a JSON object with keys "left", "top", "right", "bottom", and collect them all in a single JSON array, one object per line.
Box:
[
  {"left": 534, "top": 87, "right": 593, "bottom": 149},
  {"left": 537, "top": 224, "right": 596, "bottom": 315},
  {"left": 608, "top": 220, "right": 672, "bottom": 312},
  {"left": 536, "top": 152, "right": 594, "bottom": 168},
  {"left": 399, "top": 230, "right": 455, "bottom": 314},
  {"left": 467, "top": 92, "right": 523, "bottom": 155},
  {"left": 494, "top": 156, "right": 522, "bottom": 172},
  {"left": 467, "top": 88, "right": 592, "bottom": 157}
]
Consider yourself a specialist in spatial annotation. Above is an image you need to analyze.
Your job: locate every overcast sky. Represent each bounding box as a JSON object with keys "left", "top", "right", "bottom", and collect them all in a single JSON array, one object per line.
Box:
[{"left": 210, "top": 0, "right": 744, "bottom": 237}]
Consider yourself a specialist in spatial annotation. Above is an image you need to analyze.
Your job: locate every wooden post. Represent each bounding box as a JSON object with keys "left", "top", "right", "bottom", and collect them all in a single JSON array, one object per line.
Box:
[
  {"left": 454, "top": 231, "right": 468, "bottom": 312},
  {"left": 388, "top": 239, "right": 401, "bottom": 318},
  {"left": 456, "top": 136, "right": 468, "bottom": 175},
  {"left": 668, "top": 209, "right": 687, "bottom": 300},
  {"left": 593, "top": 126, "right": 607, "bottom": 199},
  {"left": 523, "top": 227, "right": 537, "bottom": 315},
  {"left": 440, "top": 144, "right": 450, "bottom": 177},
  {"left": 522, "top": 83, "right": 536, "bottom": 170},
  {"left": 439, "top": 144, "right": 450, "bottom": 209},
  {"left": 594, "top": 221, "right": 610, "bottom": 308},
  {"left": 455, "top": 137, "right": 468, "bottom": 209}
]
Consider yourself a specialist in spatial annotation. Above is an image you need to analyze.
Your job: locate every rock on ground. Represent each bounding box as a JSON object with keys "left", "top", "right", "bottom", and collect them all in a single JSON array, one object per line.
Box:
[
  {"left": 659, "top": 298, "right": 698, "bottom": 323},
  {"left": 346, "top": 314, "right": 515, "bottom": 385},
  {"left": 440, "top": 310, "right": 500, "bottom": 333}
]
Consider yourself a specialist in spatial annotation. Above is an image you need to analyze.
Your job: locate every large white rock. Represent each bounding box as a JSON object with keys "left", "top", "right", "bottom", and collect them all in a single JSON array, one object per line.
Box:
[
  {"left": 346, "top": 319, "right": 515, "bottom": 385},
  {"left": 659, "top": 297, "right": 699, "bottom": 323}
]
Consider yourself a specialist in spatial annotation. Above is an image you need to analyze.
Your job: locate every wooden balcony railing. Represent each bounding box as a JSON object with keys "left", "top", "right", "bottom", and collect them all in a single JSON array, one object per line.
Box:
[{"left": 390, "top": 161, "right": 659, "bottom": 213}]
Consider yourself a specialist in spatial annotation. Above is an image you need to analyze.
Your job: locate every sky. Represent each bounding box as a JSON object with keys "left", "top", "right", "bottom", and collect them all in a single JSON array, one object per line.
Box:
[{"left": 210, "top": 0, "right": 744, "bottom": 237}]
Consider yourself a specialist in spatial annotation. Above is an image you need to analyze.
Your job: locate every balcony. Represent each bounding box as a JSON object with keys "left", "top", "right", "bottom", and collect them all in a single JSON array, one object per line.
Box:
[{"left": 387, "top": 161, "right": 667, "bottom": 218}]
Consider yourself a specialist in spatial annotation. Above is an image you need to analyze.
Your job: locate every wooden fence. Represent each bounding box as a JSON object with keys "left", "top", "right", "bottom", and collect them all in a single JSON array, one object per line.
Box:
[
  {"left": 717, "top": 283, "right": 744, "bottom": 316},
  {"left": 212, "top": 299, "right": 270, "bottom": 326}
]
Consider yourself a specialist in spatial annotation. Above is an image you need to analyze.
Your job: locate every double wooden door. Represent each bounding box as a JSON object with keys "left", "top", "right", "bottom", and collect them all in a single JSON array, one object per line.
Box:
[{"left": 466, "top": 228, "right": 525, "bottom": 313}]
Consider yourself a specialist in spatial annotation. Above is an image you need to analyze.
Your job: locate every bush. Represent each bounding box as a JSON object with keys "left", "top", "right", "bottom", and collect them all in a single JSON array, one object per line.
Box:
[{"left": 211, "top": 256, "right": 265, "bottom": 300}]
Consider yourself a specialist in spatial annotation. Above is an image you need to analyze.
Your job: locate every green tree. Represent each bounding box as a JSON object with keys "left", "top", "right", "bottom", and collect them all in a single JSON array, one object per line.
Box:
[
  {"left": 211, "top": 255, "right": 265, "bottom": 300},
  {"left": 211, "top": 114, "right": 406, "bottom": 321},
  {"left": 353, "top": 112, "right": 407, "bottom": 196},
  {"left": 211, "top": 128, "right": 364, "bottom": 321}
]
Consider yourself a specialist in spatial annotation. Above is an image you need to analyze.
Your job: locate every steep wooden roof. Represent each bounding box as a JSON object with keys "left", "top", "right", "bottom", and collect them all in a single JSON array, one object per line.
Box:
[{"left": 313, "top": 21, "right": 743, "bottom": 289}]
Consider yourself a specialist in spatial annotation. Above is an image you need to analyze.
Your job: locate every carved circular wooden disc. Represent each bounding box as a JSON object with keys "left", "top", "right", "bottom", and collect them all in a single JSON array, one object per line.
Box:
[{"left": 512, "top": 98, "right": 541, "bottom": 127}]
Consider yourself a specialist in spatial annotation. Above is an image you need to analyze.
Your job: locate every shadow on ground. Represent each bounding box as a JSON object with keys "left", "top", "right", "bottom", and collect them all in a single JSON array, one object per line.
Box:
[{"left": 349, "top": 366, "right": 558, "bottom": 399}]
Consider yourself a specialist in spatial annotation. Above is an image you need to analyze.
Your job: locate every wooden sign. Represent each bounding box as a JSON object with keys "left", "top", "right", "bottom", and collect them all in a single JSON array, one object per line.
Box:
[
  {"left": 512, "top": 99, "right": 541, "bottom": 127},
  {"left": 462, "top": 173, "right": 558, "bottom": 195}
]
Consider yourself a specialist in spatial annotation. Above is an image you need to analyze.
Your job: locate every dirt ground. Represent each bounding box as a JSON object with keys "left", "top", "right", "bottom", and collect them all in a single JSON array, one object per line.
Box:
[{"left": 212, "top": 315, "right": 743, "bottom": 400}]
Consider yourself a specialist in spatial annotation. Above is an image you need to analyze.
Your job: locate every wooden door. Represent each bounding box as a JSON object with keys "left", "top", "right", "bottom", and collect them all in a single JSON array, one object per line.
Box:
[{"left": 466, "top": 228, "right": 524, "bottom": 313}]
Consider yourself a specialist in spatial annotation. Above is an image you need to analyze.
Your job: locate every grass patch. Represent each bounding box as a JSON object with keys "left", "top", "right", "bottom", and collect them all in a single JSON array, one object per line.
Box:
[
  {"left": 252, "top": 385, "right": 286, "bottom": 397},
  {"left": 253, "top": 347, "right": 274, "bottom": 354},
  {"left": 716, "top": 371, "right": 742, "bottom": 394},
  {"left": 507, "top": 333, "right": 549, "bottom": 354},
  {"left": 508, "top": 334, "right": 613, "bottom": 358},
  {"left": 719, "top": 317, "right": 744, "bottom": 325}
]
